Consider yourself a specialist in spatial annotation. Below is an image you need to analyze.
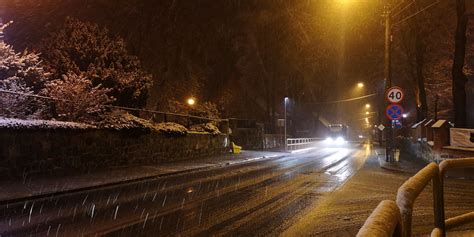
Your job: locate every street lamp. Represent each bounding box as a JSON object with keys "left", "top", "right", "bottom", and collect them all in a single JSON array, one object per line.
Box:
[
  {"left": 187, "top": 98, "right": 196, "bottom": 106},
  {"left": 365, "top": 103, "right": 371, "bottom": 109},
  {"left": 284, "top": 97, "right": 289, "bottom": 151},
  {"left": 366, "top": 111, "right": 369, "bottom": 115},
  {"left": 357, "top": 82, "right": 364, "bottom": 88}
]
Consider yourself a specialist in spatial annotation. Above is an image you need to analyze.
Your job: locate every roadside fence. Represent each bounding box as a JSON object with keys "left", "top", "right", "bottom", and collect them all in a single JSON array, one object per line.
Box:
[
  {"left": 286, "top": 138, "right": 321, "bottom": 151},
  {"left": 0, "top": 89, "right": 229, "bottom": 132}
]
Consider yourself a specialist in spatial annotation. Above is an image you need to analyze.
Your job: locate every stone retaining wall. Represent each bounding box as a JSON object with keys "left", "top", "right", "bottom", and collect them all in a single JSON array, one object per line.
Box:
[
  {"left": 0, "top": 128, "right": 229, "bottom": 177},
  {"left": 232, "top": 128, "right": 283, "bottom": 150}
]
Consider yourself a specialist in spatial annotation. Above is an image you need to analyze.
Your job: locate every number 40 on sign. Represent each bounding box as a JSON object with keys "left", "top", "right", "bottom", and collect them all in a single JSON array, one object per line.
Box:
[{"left": 386, "top": 86, "right": 404, "bottom": 103}]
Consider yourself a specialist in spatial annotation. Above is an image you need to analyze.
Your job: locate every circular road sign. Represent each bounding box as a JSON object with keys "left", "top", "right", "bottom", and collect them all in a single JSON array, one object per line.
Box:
[
  {"left": 386, "top": 104, "right": 404, "bottom": 121},
  {"left": 386, "top": 86, "right": 404, "bottom": 103}
]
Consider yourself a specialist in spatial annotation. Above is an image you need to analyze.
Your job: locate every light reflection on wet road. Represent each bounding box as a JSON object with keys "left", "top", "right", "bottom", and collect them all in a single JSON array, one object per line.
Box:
[{"left": 0, "top": 143, "right": 373, "bottom": 236}]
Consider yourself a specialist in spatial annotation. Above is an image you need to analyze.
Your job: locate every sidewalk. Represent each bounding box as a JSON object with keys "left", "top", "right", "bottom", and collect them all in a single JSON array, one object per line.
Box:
[
  {"left": 283, "top": 148, "right": 474, "bottom": 236},
  {"left": 0, "top": 150, "right": 286, "bottom": 204}
]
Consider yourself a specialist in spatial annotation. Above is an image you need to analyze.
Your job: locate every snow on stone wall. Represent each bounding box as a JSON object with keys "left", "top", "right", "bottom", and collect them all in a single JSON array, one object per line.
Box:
[
  {"left": 0, "top": 117, "right": 94, "bottom": 129},
  {"left": 0, "top": 125, "right": 229, "bottom": 177}
]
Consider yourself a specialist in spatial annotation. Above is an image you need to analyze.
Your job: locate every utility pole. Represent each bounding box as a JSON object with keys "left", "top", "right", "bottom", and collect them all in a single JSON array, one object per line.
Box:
[
  {"left": 384, "top": 4, "right": 394, "bottom": 162},
  {"left": 380, "top": 0, "right": 441, "bottom": 161}
]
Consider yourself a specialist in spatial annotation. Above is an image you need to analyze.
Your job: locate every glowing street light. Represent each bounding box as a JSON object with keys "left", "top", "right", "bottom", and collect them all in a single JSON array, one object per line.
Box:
[
  {"left": 365, "top": 103, "right": 371, "bottom": 109},
  {"left": 366, "top": 111, "right": 369, "bottom": 115},
  {"left": 357, "top": 82, "right": 364, "bottom": 88},
  {"left": 402, "top": 113, "right": 408, "bottom": 118},
  {"left": 187, "top": 98, "right": 196, "bottom": 106}
]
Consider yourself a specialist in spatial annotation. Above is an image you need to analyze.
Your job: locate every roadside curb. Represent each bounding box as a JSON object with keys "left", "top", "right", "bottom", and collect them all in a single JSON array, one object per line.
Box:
[
  {"left": 375, "top": 150, "right": 410, "bottom": 173},
  {"left": 375, "top": 150, "right": 424, "bottom": 174},
  {"left": 0, "top": 154, "right": 285, "bottom": 206}
]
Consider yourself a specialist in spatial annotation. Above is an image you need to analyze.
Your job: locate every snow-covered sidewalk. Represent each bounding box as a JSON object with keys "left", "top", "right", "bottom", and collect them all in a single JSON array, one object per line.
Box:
[
  {"left": 0, "top": 150, "right": 285, "bottom": 204},
  {"left": 282, "top": 148, "right": 474, "bottom": 236}
]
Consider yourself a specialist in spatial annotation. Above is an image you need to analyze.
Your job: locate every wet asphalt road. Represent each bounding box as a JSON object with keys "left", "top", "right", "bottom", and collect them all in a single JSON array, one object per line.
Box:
[{"left": 0, "top": 143, "right": 373, "bottom": 236}]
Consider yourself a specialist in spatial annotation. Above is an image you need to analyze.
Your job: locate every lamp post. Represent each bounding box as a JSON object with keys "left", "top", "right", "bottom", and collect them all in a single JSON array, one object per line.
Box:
[{"left": 284, "top": 97, "right": 289, "bottom": 151}]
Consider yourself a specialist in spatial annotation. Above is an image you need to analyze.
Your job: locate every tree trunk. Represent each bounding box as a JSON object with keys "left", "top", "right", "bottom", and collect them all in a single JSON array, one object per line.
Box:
[
  {"left": 415, "top": 28, "right": 428, "bottom": 121},
  {"left": 452, "top": 0, "right": 468, "bottom": 127}
]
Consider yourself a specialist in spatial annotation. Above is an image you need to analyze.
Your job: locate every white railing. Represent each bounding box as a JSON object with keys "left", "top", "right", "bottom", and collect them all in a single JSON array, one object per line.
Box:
[{"left": 286, "top": 138, "right": 321, "bottom": 151}]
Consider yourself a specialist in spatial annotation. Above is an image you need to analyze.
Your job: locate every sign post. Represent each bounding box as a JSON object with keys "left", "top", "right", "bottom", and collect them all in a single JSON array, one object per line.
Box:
[{"left": 385, "top": 87, "right": 405, "bottom": 162}]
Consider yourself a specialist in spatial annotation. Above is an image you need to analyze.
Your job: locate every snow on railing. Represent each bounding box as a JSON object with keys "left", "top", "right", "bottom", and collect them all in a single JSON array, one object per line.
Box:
[
  {"left": 359, "top": 158, "right": 474, "bottom": 237},
  {"left": 431, "top": 158, "right": 474, "bottom": 237},
  {"left": 396, "top": 163, "right": 444, "bottom": 237},
  {"left": 357, "top": 200, "right": 401, "bottom": 237}
]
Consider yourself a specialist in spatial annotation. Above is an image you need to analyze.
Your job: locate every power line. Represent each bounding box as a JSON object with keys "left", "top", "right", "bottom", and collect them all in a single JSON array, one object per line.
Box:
[
  {"left": 306, "top": 93, "right": 377, "bottom": 105},
  {"left": 391, "top": 0, "right": 416, "bottom": 18},
  {"left": 392, "top": 0, "right": 440, "bottom": 27},
  {"left": 0, "top": 89, "right": 221, "bottom": 122},
  {"left": 390, "top": 0, "right": 412, "bottom": 15}
]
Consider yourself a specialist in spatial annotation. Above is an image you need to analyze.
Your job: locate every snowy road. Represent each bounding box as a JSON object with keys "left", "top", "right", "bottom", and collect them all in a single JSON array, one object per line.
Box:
[{"left": 0, "top": 143, "right": 373, "bottom": 236}]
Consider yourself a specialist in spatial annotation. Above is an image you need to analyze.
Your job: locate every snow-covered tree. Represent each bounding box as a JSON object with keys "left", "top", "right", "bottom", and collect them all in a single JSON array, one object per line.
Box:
[
  {"left": 0, "top": 21, "right": 48, "bottom": 118},
  {"left": 42, "top": 73, "right": 114, "bottom": 121},
  {"left": 39, "top": 17, "right": 152, "bottom": 109}
]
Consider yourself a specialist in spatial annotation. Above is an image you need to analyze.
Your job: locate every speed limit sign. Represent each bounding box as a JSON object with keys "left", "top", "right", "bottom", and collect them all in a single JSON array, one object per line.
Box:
[{"left": 386, "top": 86, "right": 404, "bottom": 103}]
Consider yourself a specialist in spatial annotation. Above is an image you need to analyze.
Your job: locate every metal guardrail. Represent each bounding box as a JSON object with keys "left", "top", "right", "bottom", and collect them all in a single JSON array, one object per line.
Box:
[
  {"left": 358, "top": 157, "right": 474, "bottom": 237},
  {"left": 396, "top": 163, "right": 443, "bottom": 237},
  {"left": 286, "top": 138, "right": 321, "bottom": 151},
  {"left": 431, "top": 158, "right": 474, "bottom": 237}
]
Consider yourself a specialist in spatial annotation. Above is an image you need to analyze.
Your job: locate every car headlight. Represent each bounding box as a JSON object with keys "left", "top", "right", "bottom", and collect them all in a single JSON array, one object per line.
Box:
[{"left": 335, "top": 136, "right": 346, "bottom": 144}]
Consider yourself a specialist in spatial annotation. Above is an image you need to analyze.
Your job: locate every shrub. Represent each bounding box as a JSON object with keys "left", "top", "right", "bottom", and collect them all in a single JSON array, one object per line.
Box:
[
  {"left": 42, "top": 73, "right": 114, "bottom": 121},
  {"left": 0, "top": 40, "right": 48, "bottom": 118}
]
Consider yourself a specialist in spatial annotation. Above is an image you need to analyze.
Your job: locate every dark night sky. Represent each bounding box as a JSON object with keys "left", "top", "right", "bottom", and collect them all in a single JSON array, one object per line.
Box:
[{"left": 1, "top": 0, "right": 466, "bottom": 128}]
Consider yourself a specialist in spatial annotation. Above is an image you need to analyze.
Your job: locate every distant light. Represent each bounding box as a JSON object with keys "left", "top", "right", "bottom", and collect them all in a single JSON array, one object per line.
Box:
[
  {"left": 187, "top": 98, "right": 196, "bottom": 106},
  {"left": 335, "top": 136, "right": 347, "bottom": 145},
  {"left": 325, "top": 136, "right": 347, "bottom": 145},
  {"left": 284, "top": 97, "right": 289, "bottom": 102},
  {"left": 365, "top": 104, "right": 371, "bottom": 109},
  {"left": 365, "top": 111, "right": 369, "bottom": 115},
  {"left": 358, "top": 135, "right": 364, "bottom": 139},
  {"left": 402, "top": 113, "right": 408, "bottom": 118},
  {"left": 357, "top": 82, "right": 364, "bottom": 88}
]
